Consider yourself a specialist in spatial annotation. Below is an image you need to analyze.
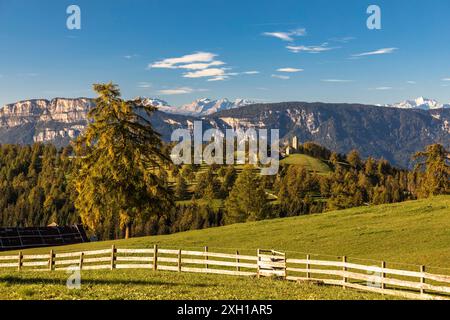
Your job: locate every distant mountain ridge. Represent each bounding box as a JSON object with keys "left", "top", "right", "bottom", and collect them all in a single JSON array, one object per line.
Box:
[
  {"left": 145, "top": 98, "right": 256, "bottom": 116},
  {"left": 0, "top": 97, "right": 449, "bottom": 168},
  {"left": 385, "top": 97, "right": 450, "bottom": 110}
]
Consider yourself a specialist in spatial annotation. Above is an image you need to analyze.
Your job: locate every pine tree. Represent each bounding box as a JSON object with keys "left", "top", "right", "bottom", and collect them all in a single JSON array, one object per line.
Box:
[
  {"left": 174, "top": 175, "right": 188, "bottom": 200},
  {"left": 413, "top": 144, "right": 450, "bottom": 197},
  {"left": 72, "top": 83, "right": 174, "bottom": 239},
  {"left": 224, "top": 167, "right": 269, "bottom": 223}
]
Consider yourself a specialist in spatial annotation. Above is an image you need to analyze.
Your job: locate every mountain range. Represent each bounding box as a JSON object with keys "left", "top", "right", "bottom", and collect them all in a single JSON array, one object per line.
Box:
[
  {"left": 139, "top": 98, "right": 255, "bottom": 116},
  {"left": 0, "top": 97, "right": 449, "bottom": 168},
  {"left": 385, "top": 97, "right": 450, "bottom": 110}
]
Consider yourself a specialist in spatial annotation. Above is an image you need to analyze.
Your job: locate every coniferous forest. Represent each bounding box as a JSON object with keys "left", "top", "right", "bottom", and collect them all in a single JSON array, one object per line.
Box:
[{"left": 0, "top": 139, "right": 448, "bottom": 240}]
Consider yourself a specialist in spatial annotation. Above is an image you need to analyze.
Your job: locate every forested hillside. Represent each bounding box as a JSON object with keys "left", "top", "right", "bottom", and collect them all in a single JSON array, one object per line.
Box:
[{"left": 0, "top": 141, "right": 447, "bottom": 240}]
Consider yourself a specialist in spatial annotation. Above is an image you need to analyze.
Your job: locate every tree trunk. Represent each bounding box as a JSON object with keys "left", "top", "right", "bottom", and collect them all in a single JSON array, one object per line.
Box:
[{"left": 125, "top": 224, "right": 131, "bottom": 239}]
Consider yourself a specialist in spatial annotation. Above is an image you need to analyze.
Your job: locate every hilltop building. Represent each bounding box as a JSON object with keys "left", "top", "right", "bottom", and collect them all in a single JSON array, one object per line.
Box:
[{"left": 285, "top": 136, "right": 300, "bottom": 156}]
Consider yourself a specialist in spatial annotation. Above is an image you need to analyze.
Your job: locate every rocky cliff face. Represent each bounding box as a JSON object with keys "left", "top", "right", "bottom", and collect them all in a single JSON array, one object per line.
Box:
[
  {"left": 0, "top": 98, "right": 199, "bottom": 147},
  {"left": 0, "top": 98, "right": 94, "bottom": 144}
]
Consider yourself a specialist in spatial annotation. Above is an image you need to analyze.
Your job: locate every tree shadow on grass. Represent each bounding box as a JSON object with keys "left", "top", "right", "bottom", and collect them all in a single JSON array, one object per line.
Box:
[{"left": 0, "top": 275, "right": 214, "bottom": 288}]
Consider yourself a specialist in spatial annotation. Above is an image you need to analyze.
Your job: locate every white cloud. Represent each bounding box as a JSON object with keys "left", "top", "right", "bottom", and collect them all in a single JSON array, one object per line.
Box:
[
  {"left": 406, "top": 81, "right": 417, "bottom": 84},
  {"left": 262, "top": 28, "right": 306, "bottom": 42},
  {"left": 149, "top": 52, "right": 217, "bottom": 69},
  {"left": 137, "top": 82, "right": 152, "bottom": 88},
  {"left": 271, "top": 74, "right": 290, "bottom": 80},
  {"left": 352, "top": 48, "right": 397, "bottom": 57},
  {"left": 321, "top": 79, "right": 353, "bottom": 83},
  {"left": 177, "top": 61, "right": 225, "bottom": 70},
  {"left": 442, "top": 78, "right": 450, "bottom": 81},
  {"left": 207, "top": 76, "right": 229, "bottom": 82},
  {"left": 183, "top": 68, "right": 226, "bottom": 79},
  {"left": 158, "top": 87, "right": 208, "bottom": 95},
  {"left": 124, "top": 54, "right": 139, "bottom": 59},
  {"left": 277, "top": 68, "right": 303, "bottom": 73},
  {"left": 329, "top": 36, "right": 355, "bottom": 43},
  {"left": 374, "top": 87, "right": 393, "bottom": 90},
  {"left": 263, "top": 32, "right": 293, "bottom": 42},
  {"left": 243, "top": 71, "right": 260, "bottom": 75},
  {"left": 286, "top": 43, "right": 335, "bottom": 53},
  {"left": 149, "top": 51, "right": 240, "bottom": 81}
]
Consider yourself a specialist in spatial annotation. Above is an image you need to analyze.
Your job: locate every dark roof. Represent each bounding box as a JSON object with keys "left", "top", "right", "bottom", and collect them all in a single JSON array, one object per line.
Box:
[{"left": 0, "top": 225, "right": 89, "bottom": 251}]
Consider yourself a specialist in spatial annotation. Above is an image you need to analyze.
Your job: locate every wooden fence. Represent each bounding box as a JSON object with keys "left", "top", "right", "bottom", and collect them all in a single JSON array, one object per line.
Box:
[{"left": 1, "top": 245, "right": 450, "bottom": 300}]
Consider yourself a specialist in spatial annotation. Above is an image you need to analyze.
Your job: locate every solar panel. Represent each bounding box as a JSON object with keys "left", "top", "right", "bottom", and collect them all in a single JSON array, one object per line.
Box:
[{"left": 0, "top": 225, "right": 89, "bottom": 251}]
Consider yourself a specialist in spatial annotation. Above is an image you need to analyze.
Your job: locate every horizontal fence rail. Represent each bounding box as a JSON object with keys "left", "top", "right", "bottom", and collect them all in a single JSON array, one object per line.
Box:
[{"left": 1, "top": 245, "right": 450, "bottom": 300}]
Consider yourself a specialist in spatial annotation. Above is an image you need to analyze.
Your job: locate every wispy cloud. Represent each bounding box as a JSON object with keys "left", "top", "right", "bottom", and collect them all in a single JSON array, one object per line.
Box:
[
  {"left": 207, "top": 76, "right": 228, "bottom": 82},
  {"left": 277, "top": 68, "right": 303, "bottom": 73},
  {"left": 262, "top": 28, "right": 306, "bottom": 42},
  {"left": 373, "top": 86, "right": 393, "bottom": 90},
  {"left": 149, "top": 52, "right": 218, "bottom": 69},
  {"left": 177, "top": 61, "right": 225, "bottom": 70},
  {"left": 442, "top": 78, "right": 450, "bottom": 81},
  {"left": 158, "top": 87, "right": 208, "bottom": 95},
  {"left": 124, "top": 54, "right": 139, "bottom": 59},
  {"left": 321, "top": 79, "right": 353, "bottom": 83},
  {"left": 149, "top": 51, "right": 236, "bottom": 81},
  {"left": 243, "top": 71, "right": 260, "bottom": 75},
  {"left": 183, "top": 68, "right": 227, "bottom": 79},
  {"left": 271, "top": 74, "right": 290, "bottom": 80},
  {"left": 329, "top": 36, "right": 355, "bottom": 43},
  {"left": 406, "top": 81, "right": 417, "bottom": 84},
  {"left": 287, "top": 43, "right": 336, "bottom": 54},
  {"left": 137, "top": 82, "right": 152, "bottom": 88},
  {"left": 352, "top": 48, "right": 397, "bottom": 57}
]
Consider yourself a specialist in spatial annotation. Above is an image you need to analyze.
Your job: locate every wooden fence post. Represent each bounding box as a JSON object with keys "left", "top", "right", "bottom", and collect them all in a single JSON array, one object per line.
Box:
[
  {"left": 17, "top": 251, "right": 23, "bottom": 272},
  {"left": 381, "top": 261, "right": 386, "bottom": 290},
  {"left": 111, "top": 245, "right": 116, "bottom": 270},
  {"left": 257, "top": 249, "right": 260, "bottom": 279},
  {"left": 79, "top": 252, "right": 84, "bottom": 270},
  {"left": 178, "top": 249, "right": 182, "bottom": 272},
  {"left": 420, "top": 265, "right": 426, "bottom": 295},
  {"left": 204, "top": 246, "right": 208, "bottom": 269},
  {"left": 49, "top": 250, "right": 54, "bottom": 271},
  {"left": 153, "top": 245, "right": 158, "bottom": 271},
  {"left": 236, "top": 250, "right": 240, "bottom": 272},
  {"left": 306, "top": 254, "right": 310, "bottom": 280},
  {"left": 283, "top": 253, "right": 287, "bottom": 280},
  {"left": 342, "top": 256, "right": 347, "bottom": 288}
]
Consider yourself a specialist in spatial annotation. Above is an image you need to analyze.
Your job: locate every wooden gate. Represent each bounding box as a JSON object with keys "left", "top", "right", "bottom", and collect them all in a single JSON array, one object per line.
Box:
[{"left": 257, "top": 249, "right": 286, "bottom": 278}]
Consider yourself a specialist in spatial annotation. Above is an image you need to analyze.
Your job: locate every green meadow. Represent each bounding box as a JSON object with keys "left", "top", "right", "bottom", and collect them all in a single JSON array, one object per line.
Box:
[{"left": 1, "top": 196, "right": 449, "bottom": 300}]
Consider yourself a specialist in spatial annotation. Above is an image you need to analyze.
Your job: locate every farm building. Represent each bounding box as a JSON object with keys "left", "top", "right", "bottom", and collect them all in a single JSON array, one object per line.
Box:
[{"left": 0, "top": 224, "right": 89, "bottom": 251}]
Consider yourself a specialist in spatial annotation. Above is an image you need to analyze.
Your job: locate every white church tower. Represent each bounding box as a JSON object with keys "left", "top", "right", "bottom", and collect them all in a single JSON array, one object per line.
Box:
[{"left": 292, "top": 136, "right": 298, "bottom": 150}]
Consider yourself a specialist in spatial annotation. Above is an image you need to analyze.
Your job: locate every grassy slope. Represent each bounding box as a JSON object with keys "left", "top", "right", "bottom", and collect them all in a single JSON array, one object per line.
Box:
[
  {"left": 15, "top": 196, "right": 450, "bottom": 272},
  {"left": 3, "top": 197, "right": 448, "bottom": 300},
  {"left": 280, "top": 154, "right": 331, "bottom": 174}
]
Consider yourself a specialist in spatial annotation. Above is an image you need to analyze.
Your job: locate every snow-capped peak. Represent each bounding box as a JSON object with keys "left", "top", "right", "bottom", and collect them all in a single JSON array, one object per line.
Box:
[
  {"left": 157, "top": 98, "right": 256, "bottom": 116},
  {"left": 386, "top": 97, "right": 450, "bottom": 110}
]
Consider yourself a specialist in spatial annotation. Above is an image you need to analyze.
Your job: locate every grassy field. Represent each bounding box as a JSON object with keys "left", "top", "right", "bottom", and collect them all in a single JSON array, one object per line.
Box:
[
  {"left": 0, "top": 270, "right": 388, "bottom": 300},
  {"left": 15, "top": 196, "right": 450, "bottom": 269},
  {"left": 280, "top": 154, "right": 331, "bottom": 174},
  {"left": 1, "top": 196, "right": 449, "bottom": 300}
]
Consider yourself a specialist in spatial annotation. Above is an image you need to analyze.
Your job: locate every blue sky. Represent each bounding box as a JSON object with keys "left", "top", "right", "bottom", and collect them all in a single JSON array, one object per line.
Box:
[{"left": 0, "top": 0, "right": 449, "bottom": 107}]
